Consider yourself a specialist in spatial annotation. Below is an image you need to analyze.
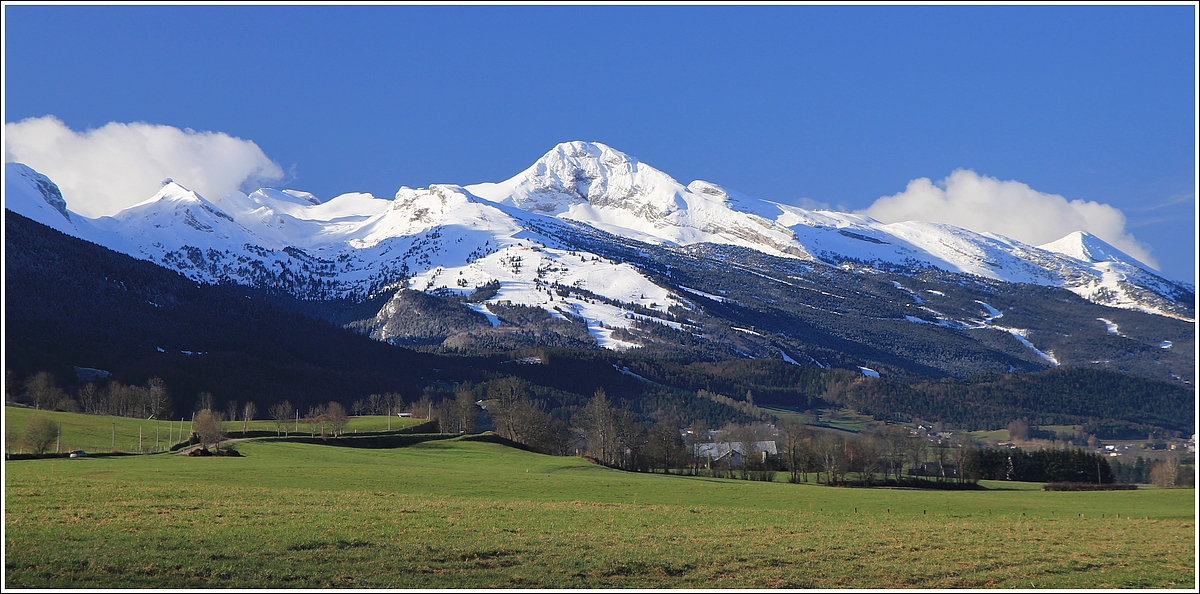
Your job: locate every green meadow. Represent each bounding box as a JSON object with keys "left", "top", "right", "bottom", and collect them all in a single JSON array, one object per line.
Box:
[
  {"left": 3, "top": 407, "right": 424, "bottom": 454},
  {"left": 4, "top": 427, "right": 1194, "bottom": 589}
]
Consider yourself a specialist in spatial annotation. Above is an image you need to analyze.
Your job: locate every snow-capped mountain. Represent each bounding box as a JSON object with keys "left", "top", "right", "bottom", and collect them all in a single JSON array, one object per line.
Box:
[
  {"left": 468, "top": 142, "right": 1191, "bottom": 319},
  {"left": 6, "top": 160, "right": 681, "bottom": 347},
  {"left": 5, "top": 163, "right": 78, "bottom": 236},
  {"left": 465, "top": 142, "right": 807, "bottom": 258},
  {"left": 1033, "top": 231, "right": 1189, "bottom": 315},
  {"left": 4, "top": 144, "right": 1193, "bottom": 382}
]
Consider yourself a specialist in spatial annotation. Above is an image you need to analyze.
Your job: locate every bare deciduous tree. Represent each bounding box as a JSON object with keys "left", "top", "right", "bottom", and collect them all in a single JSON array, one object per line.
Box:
[
  {"left": 78, "top": 382, "right": 100, "bottom": 415},
  {"left": 407, "top": 393, "right": 436, "bottom": 421},
  {"left": 486, "top": 377, "right": 530, "bottom": 441},
  {"left": 242, "top": 401, "right": 257, "bottom": 433},
  {"left": 933, "top": 441, "right": 951, "bottom": 481},
  {"left": 816, "top": 432, "right": 844, "bottom": 485},
  {"left": 269, "top": 400, "right": 293, "bottom": 436},
  {"left": 481, "top": 378, "right": 566, "bottom": 454},
  {"left": 196, "top": 391, "right": 214, "bottom": 413},
  {"left": 1151, "top": 456, "right": 1181, "bottom": 488},
  {"left": 147, "top": 377, "right": 171, "bottom": 419},
  {"left": 686, "top": 418, "right": 711, "bottom": 472},
  {"left": 906, "top": 434, "right": 928, "bottom": 479},
  {"left": 778, "top": 417, "right": 810, "bottom": 483},
  {"left": 575, "top": 388, "right": 618, "bottom": 465},
  {"left": 193, "top": 409, "right": 226, "bottom": 451},
  {"left": 1007, "top": 418, "right": 1030, "bottom": 442},
  {"left": 878, "top": 425, "right": 910, "bottom": 481},
  {"left": 306, "top": 404, "right": 327, "bottom": 437},
  {"left": 614, "top": 409, "right": 646, "bottom": 471},
  {"left": 645, "top": 418, "right": 683, "bottom": 473},
  {"left": 451, "top": 388, "right": 478, "bottom": 434},
  {"left": 326, "top": 402, "right": 349, "bottom": 437},
  {"left": 23, "top": 416, "right": 60, "bottom": 455},
  {"left": 4, "top": 370, "right": 14, "bottom": 403},
  {"left": 951, "top": 435, "right": 974, "bottom": 483},
  {"left": 386, "top": 392, "right": 405, "bottom": 417},
  {"left": 853, "top": 433, "right": 884, "bottom": 485},
  {"left": 24, "top": 372, "right": 66, "bottom": 411}
]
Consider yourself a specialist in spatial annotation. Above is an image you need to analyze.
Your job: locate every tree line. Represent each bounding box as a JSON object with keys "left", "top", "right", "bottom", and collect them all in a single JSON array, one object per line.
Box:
[
  {"left": 13, "top": 371, "right": 174, "bottom": 421},
  {"left": 511, "top": 395, "right": 1127, "bottom": 489},
  {"left": 834, "top": 367, "right": 1194, "bottom": 438},
  {"left": 405, "top": 375, "right": 1112, "bottom": 488},
  {"left": 962, "top": 446, "right": 1113, "bottom": 484},
  {"left": 7, "top": 362, "right": 1183, "bottom": 491},
  {"left": 1110, "top": 455, "right": 1195, "bottom": 487}
]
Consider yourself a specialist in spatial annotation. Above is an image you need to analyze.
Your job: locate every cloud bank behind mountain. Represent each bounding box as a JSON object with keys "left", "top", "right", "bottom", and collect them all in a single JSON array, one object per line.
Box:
[
  {"left": 859, "top": 169, "right": 1156, "bottom": 269},
  {"left": 3, "top": 117, "right": 1155, "bottom": 270},
  {"left": 4, "top": 116, "right": 284, "bottom": 218}
]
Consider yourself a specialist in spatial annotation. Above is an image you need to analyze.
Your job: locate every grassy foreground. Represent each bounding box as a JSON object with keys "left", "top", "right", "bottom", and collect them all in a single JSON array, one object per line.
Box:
[{"left": 4, "top": 435, "right": 1195, "bottom": 589}]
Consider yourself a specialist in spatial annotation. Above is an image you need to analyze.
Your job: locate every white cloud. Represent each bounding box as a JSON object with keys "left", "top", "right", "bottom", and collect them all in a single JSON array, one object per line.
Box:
[
  {"left": 4, "top": 116, "right": 284, "bottom": 218},
  {"left": 859, "top": 169, "right": 1158, "bottom": 269}
]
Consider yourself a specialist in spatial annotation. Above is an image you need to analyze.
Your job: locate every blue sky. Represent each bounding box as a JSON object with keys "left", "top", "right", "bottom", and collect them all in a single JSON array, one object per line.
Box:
[{"left": 4, "top": 5, "right": 1196, "bottom": 281}]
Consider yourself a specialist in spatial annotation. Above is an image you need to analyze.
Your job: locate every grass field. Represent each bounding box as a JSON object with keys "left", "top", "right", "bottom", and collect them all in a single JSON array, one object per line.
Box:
[
  {"left": 812, "top": 408, "right": 880, "bottom": 432},
  {"left": 3, "top": 406, "right": 425, "bottom": 454},
  {"left": 758, "top": 406, "right": 881, "bottom": 435},
  {"left": 4, "top": 429, "right": 1195, "bottom": 588},
  {"left": 965, "top": 429, "right": 1010, "bottom": 443}
]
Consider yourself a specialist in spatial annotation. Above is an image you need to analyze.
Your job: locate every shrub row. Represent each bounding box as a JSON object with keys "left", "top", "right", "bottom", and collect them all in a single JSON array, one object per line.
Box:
[{"left": 1042, "top": 482, "right": 1138, "bottom": 491}]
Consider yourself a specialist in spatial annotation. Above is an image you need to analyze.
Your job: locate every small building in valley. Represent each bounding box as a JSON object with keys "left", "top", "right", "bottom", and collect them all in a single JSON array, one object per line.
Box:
[{"left": 695, "top": 441, "right": 778, "bottom": 468}]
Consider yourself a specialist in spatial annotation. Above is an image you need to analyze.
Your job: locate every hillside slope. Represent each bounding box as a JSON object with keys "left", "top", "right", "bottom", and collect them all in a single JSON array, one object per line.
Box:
[{"left": 4, "top": 210, "right": 461, "bottom": 410}]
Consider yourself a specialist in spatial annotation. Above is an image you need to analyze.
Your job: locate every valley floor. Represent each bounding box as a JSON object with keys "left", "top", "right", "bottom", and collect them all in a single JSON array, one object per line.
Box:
[{"left": 3, "top": 438, "right": 1195, "bottom": 588}]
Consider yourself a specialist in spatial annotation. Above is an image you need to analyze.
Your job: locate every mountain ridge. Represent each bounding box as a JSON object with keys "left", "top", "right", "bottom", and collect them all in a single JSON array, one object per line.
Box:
[
  {"left": 6, "top": 145, "right": 1190, "bottom": 321},
  {"left": 4, "top": 145, "right": 1194, "bottom": 384}
]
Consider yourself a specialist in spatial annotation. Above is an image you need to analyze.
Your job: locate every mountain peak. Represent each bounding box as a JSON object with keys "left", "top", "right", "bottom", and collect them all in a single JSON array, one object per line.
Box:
[
  {"left": 545, "top": 140, "right": 634, "bottom": 162},
  {"left": 103, "top": 179, "right": 249, "bottom": 241},
  {"left": 145, "top": 180, "right": 205, "bottom": 205},
  {"left": 466, "top": 140, "right": 676, "bottom": 218},
  {"left": 462, "top": 142, "right": 807, "bottom": 257},
  {"left": 537, "top": 141, "right": 639, "bottom": 176},
  {"left": 1039, "top": 230, "right": 1151, "bottom": 271}
]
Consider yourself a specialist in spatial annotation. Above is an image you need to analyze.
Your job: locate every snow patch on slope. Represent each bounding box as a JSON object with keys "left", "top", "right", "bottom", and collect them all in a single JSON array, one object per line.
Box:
[
  {"left": 975, "top": 300, "right": 1003, "bottom": 321},
  {"left": 998, "top": 327, "right": 1059, "bottom": 366},
  {"left": 679, "top": 285, "right": 730, "bottom": 303},
  {"left": 466, "top": 303, "right": 501, "bottom": 328},
  {"left": 965, "top": 300, "right": 1058, "bottom": 366}
]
